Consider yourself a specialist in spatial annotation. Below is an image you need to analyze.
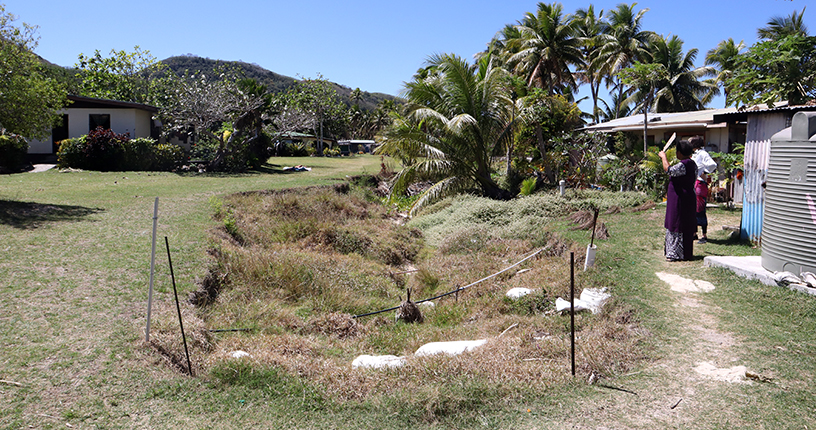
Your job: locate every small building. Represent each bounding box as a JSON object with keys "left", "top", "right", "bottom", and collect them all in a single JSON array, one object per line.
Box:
[
  {"left": 583, "top": 107, "right": 745, "bottom": 155},
  {"left": 337, "top": 139, "right": 376, "bottom": 155},
  {"left": 27, "top": 95, "right": 160, "bottom": 158}
]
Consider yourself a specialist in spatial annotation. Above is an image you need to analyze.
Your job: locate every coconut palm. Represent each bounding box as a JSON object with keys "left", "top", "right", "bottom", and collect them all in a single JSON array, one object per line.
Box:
[
  {"left": 476, "top": 24, "right": 523, "bottom": 69},
  {"left": 506, "top": 2, "right": 583, "bottom": 95},
  {"left": 375, "top": 53, "right": 514, "bottom": 215},
  {"left": 592, "top": 3, "right": 654, "bottom": 117},
  {"left": 646, "top": 35, "right": 717, "bottom": 112},
  {"left": 597, "top": 91, "right": 631, "bottom": 123},
  {"left": 574, "top": 5, "right": 608, "bottom": 124},
  {"left": 705, "top": 38, "right": 745, "bottom": 106},
  {"left": 758, "top": 7, "right": 809, "bottom": 40}
]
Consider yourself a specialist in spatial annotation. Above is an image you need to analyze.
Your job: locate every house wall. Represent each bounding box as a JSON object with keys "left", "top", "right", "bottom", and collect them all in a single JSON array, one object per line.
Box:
[
  {"left": 27, "top": 108, "right": 154, "bottom": 154},
  {"left": 741, "top": 112, "right": 790, "bottom": 242}
]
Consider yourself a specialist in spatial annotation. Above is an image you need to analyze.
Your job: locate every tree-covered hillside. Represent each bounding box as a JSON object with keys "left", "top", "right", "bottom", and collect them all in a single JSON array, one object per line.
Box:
[{"left": 160, "top": 55, "right": 399, "bottom": 111}]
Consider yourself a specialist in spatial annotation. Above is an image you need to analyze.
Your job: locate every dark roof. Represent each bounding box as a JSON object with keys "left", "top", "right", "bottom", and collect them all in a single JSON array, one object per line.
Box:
[{"left": 66, "top": 95, "right": 159, "bottom": 112}]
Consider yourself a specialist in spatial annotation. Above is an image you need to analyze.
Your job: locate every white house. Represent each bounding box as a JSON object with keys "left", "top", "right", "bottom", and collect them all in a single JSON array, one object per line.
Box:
[
  {"left": 27, "top": 95, "right": 159, "bottom": 157},
  {"left": 582, "top": 106, "right": 746, "bottom": 155}
]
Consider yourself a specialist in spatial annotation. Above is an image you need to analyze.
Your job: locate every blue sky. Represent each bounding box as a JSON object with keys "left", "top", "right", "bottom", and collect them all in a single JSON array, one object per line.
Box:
[{"left": 4, "top": 0, "right": 811, "bottom": 111}]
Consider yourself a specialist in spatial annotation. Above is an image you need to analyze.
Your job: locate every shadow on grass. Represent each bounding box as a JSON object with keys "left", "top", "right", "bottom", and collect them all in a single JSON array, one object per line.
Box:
[{"left": 0, "top": 200, "right": 104, "bottom": 229}]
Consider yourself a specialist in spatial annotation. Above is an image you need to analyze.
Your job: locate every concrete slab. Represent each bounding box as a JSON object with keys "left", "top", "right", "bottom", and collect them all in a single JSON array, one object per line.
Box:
[{"left": 704, "top": 255, "right": 816, "bottom": 296}]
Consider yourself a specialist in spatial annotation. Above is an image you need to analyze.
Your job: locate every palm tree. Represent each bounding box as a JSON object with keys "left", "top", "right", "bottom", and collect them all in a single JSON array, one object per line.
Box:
[
  {"left": 758, "top": 7, "right": 809, "bottom": 40},
  {"left": 705, "top": 38, "right": 745, "bottom": 106},
  {"left": 592, "top": 3, "right": 654, "bottom": 117},
  {"left": 476, "top": 24, "right": 523, "bottom": 69},
  {"left": 646, "top": 35, "right": 716, "bottom": 112},
  {"left": 375, "top": 53, "right": 514, "bottom": 215},
  {"left": 597, "top": 91, "right": 631, "bottom": 122},
  {"left": 574, "top": 5, "right": 608, "bottom": 124},
  {"left": 507, "top": 2, "right": 583, "bottom": 95}
]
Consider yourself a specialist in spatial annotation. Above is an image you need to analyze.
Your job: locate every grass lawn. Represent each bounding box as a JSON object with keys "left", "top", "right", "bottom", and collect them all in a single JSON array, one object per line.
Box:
[{"left": 2, "top": 156, "right": 815, "bottom": 429}]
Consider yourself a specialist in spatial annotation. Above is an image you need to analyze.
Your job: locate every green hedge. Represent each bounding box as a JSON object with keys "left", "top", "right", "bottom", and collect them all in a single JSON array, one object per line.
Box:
[
  {"left": 0, "top": 132, "right": 29, "bottom": 174},
  {"left": 57, "top": 133, "right": 186, "bottom": 172}
]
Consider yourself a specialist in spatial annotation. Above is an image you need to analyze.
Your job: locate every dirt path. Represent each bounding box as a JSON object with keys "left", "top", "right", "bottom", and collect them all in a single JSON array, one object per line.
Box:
[{"left": 562, "top": 265, "right": 753, "bottom": 429}]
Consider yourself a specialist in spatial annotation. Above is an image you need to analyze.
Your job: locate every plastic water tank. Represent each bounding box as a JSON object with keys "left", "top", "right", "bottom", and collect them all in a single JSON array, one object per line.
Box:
[{"left": 761, "top": 111, "right": 816, "bottom": 274}]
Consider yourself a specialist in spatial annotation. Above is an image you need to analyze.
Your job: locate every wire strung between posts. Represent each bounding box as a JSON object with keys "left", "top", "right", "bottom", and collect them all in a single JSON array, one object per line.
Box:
[{"left": 352, "top": 246, "right": 549, "bottom": 319}]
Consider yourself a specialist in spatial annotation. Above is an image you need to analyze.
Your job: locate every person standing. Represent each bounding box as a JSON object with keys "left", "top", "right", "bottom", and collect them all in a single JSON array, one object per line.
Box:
[
  {"left": 659, "top": 140, "right": 698, "bottom": 261},
  {"left": 690, "top": 136, "right": 717, "bottom": 244}
]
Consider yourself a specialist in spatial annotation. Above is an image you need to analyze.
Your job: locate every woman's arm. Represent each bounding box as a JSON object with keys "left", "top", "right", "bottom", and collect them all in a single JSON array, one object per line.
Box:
[{"left": 659, "top": 151, "right": 670, "bottom": 172}]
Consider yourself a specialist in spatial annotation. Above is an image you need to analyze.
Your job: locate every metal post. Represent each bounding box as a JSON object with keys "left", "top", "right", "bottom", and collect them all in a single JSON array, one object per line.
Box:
[
  {"left": 570, "top": 251, "right": 576, "bottom": 376},
  {"left": 145, "top": 197, "right": 159, "bottom": 342},
  {"left": 165, "top": 237, "right": 193, "bottom": 376}
]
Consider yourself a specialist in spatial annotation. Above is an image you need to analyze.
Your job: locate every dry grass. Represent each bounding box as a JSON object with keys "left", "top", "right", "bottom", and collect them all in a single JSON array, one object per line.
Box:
[{"left": 171, "top": 182, "right": 650, "bottom": 416}]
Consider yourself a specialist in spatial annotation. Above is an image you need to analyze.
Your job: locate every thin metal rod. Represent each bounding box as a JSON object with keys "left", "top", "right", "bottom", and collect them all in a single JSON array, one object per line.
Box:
[
  {"left": 145, "top": 197, "right": 159, "bottom": 342},
  {"left": 165, "top": 237, "right": 193, "bottom": 377},
  {"left": 570, "top": 251, "right": 576, "bottom": 377}
]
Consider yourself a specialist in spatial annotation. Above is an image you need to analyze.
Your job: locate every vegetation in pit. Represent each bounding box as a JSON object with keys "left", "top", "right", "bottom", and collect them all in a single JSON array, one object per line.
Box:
[{"left": 162, "top": 183, "right": 655, "bottom": 425}]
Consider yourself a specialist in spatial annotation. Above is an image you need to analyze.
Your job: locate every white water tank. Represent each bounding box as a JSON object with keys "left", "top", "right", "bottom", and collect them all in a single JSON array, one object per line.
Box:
[{"left": 761, "top": 111, "right": 816, "bottom": 274}]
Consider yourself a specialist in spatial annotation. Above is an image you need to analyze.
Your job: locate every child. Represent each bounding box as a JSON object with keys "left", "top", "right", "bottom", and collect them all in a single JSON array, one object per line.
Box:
[{"left": 690, "top": 136, "right": 717, "bottom": 244}]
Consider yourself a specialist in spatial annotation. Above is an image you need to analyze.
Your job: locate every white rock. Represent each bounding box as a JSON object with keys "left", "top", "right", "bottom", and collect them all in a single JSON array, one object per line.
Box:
[
  {"left": 230, "top": 350, "right": 251, "bottom": 359},
  {"left": 419, "top": 301, "right": 435, "bottom": 309},
  {"left": 555, "top": 288, "right": 611, "bottom": 314},
  {"left": 352, "top": 354, "right": 406, "bottom": 369},
  {"left": 506, "top": 287, "right": 533, "bottom": 299},
  {"left": 414, "top": 339, "right": 488, "bottom": 357}
]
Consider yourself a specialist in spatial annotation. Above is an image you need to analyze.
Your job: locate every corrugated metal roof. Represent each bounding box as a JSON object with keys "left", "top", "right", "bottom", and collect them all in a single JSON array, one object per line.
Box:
[{"left": 583, "top": 107, "right": 739, "bottom": 132}]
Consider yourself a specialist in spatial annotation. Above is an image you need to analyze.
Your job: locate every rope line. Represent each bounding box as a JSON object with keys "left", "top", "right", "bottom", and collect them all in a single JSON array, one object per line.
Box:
[{"left": 352, "top": 246, "right": 548, "bottom": 319}]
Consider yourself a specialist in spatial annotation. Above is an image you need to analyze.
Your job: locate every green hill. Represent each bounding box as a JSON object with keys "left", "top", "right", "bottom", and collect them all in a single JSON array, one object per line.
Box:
[{"left": 160, "top": 55, "right": 399, "bottom": 111}]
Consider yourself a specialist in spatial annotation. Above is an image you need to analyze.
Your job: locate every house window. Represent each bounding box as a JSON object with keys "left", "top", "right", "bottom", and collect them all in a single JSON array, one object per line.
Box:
[{"left": 89, "top": 114, "right": 110, "bottom": 131}]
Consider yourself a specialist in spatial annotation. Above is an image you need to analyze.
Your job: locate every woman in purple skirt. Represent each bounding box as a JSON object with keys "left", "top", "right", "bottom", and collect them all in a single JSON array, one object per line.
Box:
[{"left": 659, "top": 140, "right": 698, "bottom": 261}]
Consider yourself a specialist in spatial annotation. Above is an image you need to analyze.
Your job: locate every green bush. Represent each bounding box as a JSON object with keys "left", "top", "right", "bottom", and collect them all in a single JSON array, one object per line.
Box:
[
  {"left": 519, "top": 177, "right": 537, "bottom": 196},
  {"left": 57, "top": 132, "right": 184, "bottom": 171},
  {"left": 0, "top": 132, "right": 29, "bottom": 173},
  {"left": 121, "top": 138, "right": 156, "bottom": 170},
  {"left": 153, "top": 143, "right": 185, "bottom": 170},
  {"left": 56, "top": 136, "right": 87, "bottom": 169}
]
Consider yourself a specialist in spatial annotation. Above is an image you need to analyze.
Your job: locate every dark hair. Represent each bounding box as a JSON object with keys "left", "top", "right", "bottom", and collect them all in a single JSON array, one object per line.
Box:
[
  {"left": 689, "top": 135, "right": 705, "bottom": 149},
  {"left": 677, "top": 140, "right": 694, "bottom": 157}
]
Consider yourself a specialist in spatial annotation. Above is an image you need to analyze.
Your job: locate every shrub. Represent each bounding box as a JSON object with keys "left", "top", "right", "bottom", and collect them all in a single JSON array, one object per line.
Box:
[
  {"left": 153, "top": 143, "right": 185, "bottom": 170},
  {"left": 0, "top": 132, "right": 29, "bottom": 173},
  {"left": 58, "top": 132, "right": 184, "bottom": 171},
  {"left": 84, "top": 127, "right": 130, "bottom": 171},
  {"left": 56, "top": 136, "right": 87, "bottom": 169},
  {"left": 122, "top": 137, "right": 156, "bottom": 170},
  {"left": 519, "top": 177, "right": 537, "bottom": 196}
]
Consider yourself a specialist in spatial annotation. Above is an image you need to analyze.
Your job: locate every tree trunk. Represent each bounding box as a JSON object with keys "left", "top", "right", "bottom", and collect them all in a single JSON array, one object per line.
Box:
[{"left": 536, "top": 124, "right": 555, "bottom": 184}]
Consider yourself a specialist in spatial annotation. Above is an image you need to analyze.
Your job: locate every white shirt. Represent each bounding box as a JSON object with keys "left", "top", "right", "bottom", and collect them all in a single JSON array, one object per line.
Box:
[{"left": 692, "top": 149, "right": 717, "bottom": 181}]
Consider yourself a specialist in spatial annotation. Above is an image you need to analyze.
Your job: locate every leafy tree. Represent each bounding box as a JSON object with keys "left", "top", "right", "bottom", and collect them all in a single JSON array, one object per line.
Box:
[
  {"left": 515, "top": 90, "right": 583, "bottom": 183},
  {"left": 705, "top": 38, "right": 745, "bottom": 106},
  {"left": 507, "top": 2, "right": 583, "bottom": 94},
  {"left": 161, "top": 71, "right": 271, "bottom": 171},
  {"left": 725, "top": 33, "right": 816, "bottom": 107},
  {"left": 75, "top": 46, "right": 168, "bottom": 105},
  {"left": 276, "top": 75, "right": 346, "bottom": 154},
  {"left": 375, "top": 54, "right": 514, "bottom": 214},
  {"left": 0, "top": 5, "right": 68, "bottom": 138}
]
